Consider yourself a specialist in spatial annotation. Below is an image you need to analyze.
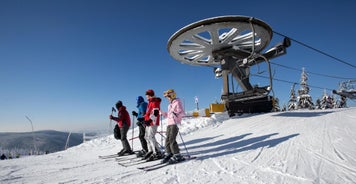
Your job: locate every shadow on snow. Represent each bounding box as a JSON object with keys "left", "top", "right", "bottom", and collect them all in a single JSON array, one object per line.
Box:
[
  {"left": 272, "top": 111, "right": 333, "bottom": 117},
  {"left": 183, "top": 133, "right": 299, "bottom": 160}
]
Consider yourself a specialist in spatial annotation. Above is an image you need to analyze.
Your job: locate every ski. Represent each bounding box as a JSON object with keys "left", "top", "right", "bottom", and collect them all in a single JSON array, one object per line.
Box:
[
  {"left": 137, "top": 161, "right": 164, "bottom": 170},
  {"left": 118, "top": 157, "right": 163, "bottom": 167},
  {"left": 118, "top": 159, "right": 149, "bottom": 167},
  {"left": 140, "top": 163, "right": 169, "bottom": 171},
  {"left": 138, "top": 156, "right": 196, "bottom": 171},
  {"left": 99, "top": 151, "right": 138, "bottom": 159},
  {"left": 115, "top": 156, "right": 141, "bottom": 162},
  {"left": 98, "top": 154, "right": 119, "bottom": 159}
]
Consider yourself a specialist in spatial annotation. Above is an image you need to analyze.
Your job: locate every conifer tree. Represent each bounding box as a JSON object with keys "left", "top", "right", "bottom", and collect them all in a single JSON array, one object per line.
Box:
[
  {"left": 297, "top": 68, "right": 314, "bottom": 109},
  {"left": 288, "top": 83, "right": 298, "bottom": 111},
  {"left": 320, "top": 90, "right": 336, "bottom": 109}
]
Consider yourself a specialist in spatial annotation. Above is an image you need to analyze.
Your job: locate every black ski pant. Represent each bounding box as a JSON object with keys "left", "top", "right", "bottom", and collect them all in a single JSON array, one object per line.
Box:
[
  {"left": 138, "top": 122, "right": 148, "bottom": 152},
  {"left": 165, "top": 125, "right": 180, "bottom": 155},
  {"left": 120, "top": 123, "right": 131, "bottom": 152}
]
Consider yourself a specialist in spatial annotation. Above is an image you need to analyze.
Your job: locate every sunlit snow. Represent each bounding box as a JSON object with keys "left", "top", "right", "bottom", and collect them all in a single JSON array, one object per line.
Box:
[{"left": 1, "top": 108, "right": 356, "bottom": 184}]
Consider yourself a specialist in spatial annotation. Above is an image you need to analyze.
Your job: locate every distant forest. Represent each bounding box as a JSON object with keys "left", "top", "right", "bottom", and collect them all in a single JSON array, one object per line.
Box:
[{"left": 0, "top": 130, "right": 83, "bottom": 159}]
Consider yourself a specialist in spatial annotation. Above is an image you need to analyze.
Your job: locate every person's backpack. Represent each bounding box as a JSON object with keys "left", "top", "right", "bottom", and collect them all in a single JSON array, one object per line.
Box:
[{"left": 113, "top": 124, "right": 121, "bottom": 140}]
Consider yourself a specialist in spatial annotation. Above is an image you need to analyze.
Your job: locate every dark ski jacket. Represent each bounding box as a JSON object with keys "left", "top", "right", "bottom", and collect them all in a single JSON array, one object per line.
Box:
[{"left": 112, "top": 106, "right": 131, "bottom": 128}]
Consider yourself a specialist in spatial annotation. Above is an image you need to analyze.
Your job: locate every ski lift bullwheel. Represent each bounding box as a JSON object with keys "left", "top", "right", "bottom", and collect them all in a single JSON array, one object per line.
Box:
[
  {"left": 167, "top": 16, "right": 280, "bottom": 116},
  {"left": 167, "top": 15, "right": 273, "bottom": 66}
]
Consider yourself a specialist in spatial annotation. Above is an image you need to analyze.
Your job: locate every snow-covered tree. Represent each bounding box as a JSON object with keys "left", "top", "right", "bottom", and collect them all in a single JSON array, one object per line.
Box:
[
  {"left": 297, "top": 68, "right": 314, "bottom": 109},
  {"left": 272, "top": 98, "right": 280, "bottom": 112},
  {"left": 319, "top": 90, "right": 334, "bottom": 109},
  {"left": 315, "top": 98, "right": 322, "bottom": 109},
  {"left": 288, "top": 83, "right": 298, "bottom": 111},
  {"left": 281, "top": 104, "right": 287, "bottom": 111}
]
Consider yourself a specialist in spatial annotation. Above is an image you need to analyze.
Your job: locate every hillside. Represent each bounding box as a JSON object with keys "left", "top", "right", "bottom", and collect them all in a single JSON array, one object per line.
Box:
[
  {"left": 0, "top": 130, "right": 83, "bottom": 155},
  {"left": 1, "top": 108, "right": 356, "bottom": 184}
]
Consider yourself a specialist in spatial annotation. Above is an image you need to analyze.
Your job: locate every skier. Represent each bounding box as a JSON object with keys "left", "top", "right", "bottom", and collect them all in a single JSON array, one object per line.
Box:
[
  {"left": 161, "top": 89, "right": 186, "bottom": 164},
  {"left": 143, "top": 89, "right": 163, "bottom": 161},
  {"left": 132, "top": 96, "right": 148, "bottom": 157},
  {"left": 109, "top": 100, "right": 134, "bottom": 156}
]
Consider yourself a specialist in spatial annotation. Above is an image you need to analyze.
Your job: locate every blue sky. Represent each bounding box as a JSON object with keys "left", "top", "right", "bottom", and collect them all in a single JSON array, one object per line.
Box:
[{"left": 1, "top": 0, "right": 355, "bottom": 132}]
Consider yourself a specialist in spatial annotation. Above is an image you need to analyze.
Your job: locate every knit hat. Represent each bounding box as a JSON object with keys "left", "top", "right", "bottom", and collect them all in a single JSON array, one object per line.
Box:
[
  {"left": 137, "top": 96, "right": 144, "bottom": 104},
  {"left": 115, "top": 100, "right": 123, "bottom": 109},
  {"left": 145, "top": 89, "right": 155, "bottom": 96}
]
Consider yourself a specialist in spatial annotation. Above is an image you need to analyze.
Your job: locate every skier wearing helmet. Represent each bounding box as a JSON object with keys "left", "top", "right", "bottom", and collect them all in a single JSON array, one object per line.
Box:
[
  {"left": 143, "top": 89, "right": 164, "bottom": 161},
  {"left": 109, "top": 100, "right": 133, "bottom": 156},
  {"left": 161, "top": 89, "right": 186, "bottom": 164}
]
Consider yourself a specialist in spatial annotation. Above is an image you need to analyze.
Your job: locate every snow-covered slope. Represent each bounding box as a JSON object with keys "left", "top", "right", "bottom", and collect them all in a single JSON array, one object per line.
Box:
[{"left": 1, "top": 108, "right": 356, "bottom": 184}]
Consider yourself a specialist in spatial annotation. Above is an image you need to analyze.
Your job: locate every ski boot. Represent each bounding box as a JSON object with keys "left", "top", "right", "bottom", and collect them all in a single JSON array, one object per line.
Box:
[
  {"left": 142, "top": 151, "right": 153, "bottom": 160},
  {"left": 168, "top": 154, "right": 185, "bottom": 164},
  {"left": 136, "top": 150, "right": 147, "bottom": 158},
  {"left": 161, "top": 153, "right": 173, "bottom": 164},
  {"left": 146, "top": 151, "right": 163, "bottom": 162},
  {"left": 117, "top": 149, "right": 125, "bottom": 156}
]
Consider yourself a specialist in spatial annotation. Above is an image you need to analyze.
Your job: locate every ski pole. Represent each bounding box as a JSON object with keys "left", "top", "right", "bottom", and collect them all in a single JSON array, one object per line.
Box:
[
  {"left": 157, "top": 131, "right": 166, "bottom": 151},
  {"left": 172, "top": 112, "right": 190, "bottom": 157},
  {"left": 178, "top": 130, "right": 190, "bottom": 157},
  {"left": 131, "top": 115, "right": 134, "bottom": 151},
  {"left": 157, "top": 131, "right": 166, "bottom": 139},
  {"left": 160, "top": 114, "right": 163, "bottom": 147},
  {"left": 158, "top": 142, "right": 164, "bottom": 150}
]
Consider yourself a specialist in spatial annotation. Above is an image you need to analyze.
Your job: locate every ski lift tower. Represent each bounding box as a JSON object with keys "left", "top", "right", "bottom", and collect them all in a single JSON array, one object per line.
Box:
[{"left": 167, "top": 15, "right": 291, "bottom": 116}]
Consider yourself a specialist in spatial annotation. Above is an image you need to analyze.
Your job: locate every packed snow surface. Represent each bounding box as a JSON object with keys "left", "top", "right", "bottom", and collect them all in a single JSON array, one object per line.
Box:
[{"left": 1, "top": 108, "right": 356, "bottom": 184}]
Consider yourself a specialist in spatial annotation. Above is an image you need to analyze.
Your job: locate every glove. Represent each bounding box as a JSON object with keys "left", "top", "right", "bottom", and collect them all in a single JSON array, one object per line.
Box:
[
  {"left": 153, "top": 109, "right": 159, "bottom": 116},
  {"left": 144, "top": 120, "right": 151, "bottom": 126},
  {"left": 132, "top": 111, "right": 138, "bottom": 117},
  {"left": 136, "top": 118, "right": 144, "bottom": 126},
  {"left": 109, "top": 115, "right": 113, "bottom": 120},
  {"left": 136, "top": 121, "right": 142, "bottom": 126}
]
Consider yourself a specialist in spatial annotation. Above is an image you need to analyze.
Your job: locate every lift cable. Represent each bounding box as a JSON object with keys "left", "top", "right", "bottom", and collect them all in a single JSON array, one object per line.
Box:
[
  {"left": 252, "top": 74, "right": 335, "bottom": 91},
  {"left": 273, "top": 31, "right": 356, "bottom": 69},
  {"left": 270, "top": 62, "right": 356, "bottom": 80}
]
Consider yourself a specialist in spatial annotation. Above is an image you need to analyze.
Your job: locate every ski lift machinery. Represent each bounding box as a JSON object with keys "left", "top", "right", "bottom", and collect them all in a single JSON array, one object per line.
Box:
[
  {"left": 333, "top": 80, "right": 356, "bottom": 99},
  {"left": 167, "top": 15, "right": 291, "bottom": 116}
]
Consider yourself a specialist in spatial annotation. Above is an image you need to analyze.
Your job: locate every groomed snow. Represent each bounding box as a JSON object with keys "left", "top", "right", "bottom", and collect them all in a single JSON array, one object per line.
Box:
[{"left": 1, "top": 108, "right": 356, "bottom": 184}]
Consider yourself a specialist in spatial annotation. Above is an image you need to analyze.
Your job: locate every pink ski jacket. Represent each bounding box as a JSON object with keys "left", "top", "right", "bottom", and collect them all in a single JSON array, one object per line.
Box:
[{"left": 163, "top": 98, "right": 185, "bottom": 125}]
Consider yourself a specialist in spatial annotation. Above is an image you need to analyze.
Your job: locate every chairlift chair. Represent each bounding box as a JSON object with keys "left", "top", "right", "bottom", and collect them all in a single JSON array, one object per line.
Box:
[{"left": 333, "top": 80, "right": 356, "bottom": 99}]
